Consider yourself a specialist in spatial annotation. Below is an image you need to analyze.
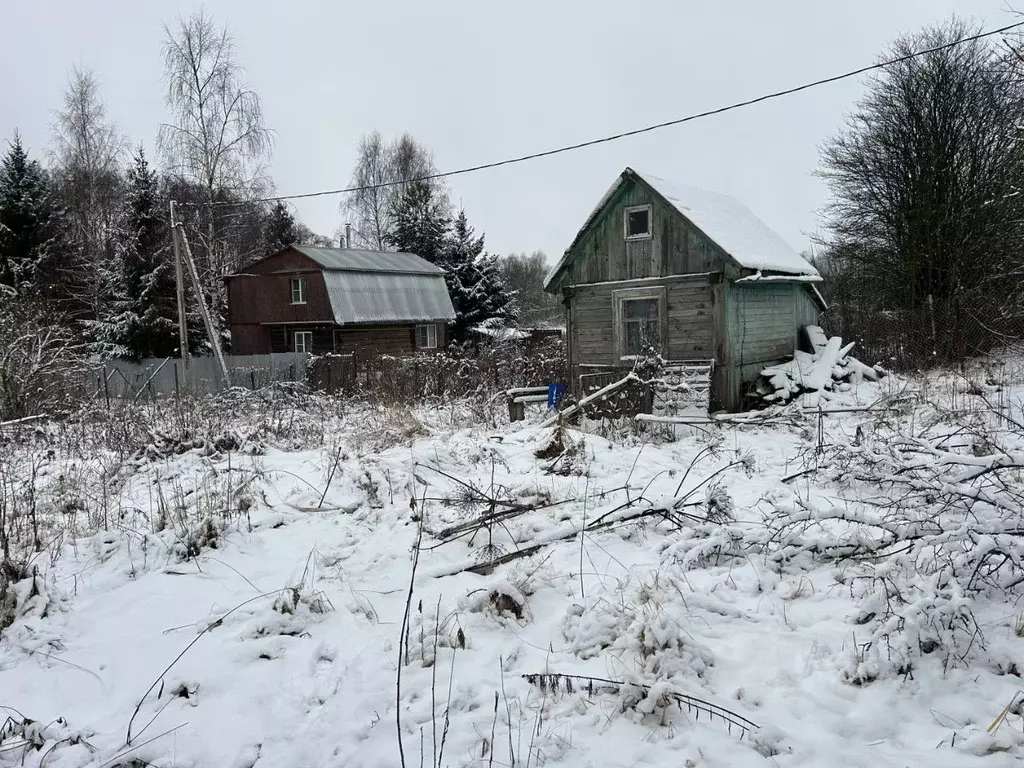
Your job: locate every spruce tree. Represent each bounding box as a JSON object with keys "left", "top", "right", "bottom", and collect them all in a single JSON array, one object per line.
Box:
[
  {"left": 386, "top": 180, "right": 450, "bottom": 262},
  {"left": 96, "top": 148, "right": 180, "bottom": 359},
  {"left": 262, "top": 200, "right": 298, "bottom": 253},
  {"left": 441, "top": 209, "right": 514, "bottom": 337},
  {"left": 0, "top": 133, "right": 59, "bottom": 298}
]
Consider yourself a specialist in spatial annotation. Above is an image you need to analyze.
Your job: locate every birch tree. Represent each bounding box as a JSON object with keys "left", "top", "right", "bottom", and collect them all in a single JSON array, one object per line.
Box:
[
  {"left": 343, "top": 132, "right": 445, "bottom": 250},
  {"left": 51, "top": 65, "right": 125, "bottom": 324},
  {"left": 159, "top": 9, "right": 273, "bottom": 287}
]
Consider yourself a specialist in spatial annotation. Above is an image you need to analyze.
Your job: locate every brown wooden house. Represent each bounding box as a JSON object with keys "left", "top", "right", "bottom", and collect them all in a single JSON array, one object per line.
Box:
[
  {"left": 545, "top": 168, "right": 825, "bottom": 410},
  {"left": 225, "top": 246, "right": 456, "bottom": 358}
]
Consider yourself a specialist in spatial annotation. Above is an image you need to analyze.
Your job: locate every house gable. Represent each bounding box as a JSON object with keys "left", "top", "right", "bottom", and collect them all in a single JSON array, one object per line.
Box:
[
  {"left": 245, "top": 246, "right": 323, "bottom": 276},
  {"left": 546, "top": 172, "right": 742, "bottom": 293}
]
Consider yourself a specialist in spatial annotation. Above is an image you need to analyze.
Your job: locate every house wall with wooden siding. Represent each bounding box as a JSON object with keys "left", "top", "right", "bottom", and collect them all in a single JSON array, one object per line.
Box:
[
  {"left": 227, "top": 248, "right": 335, "bottom": 355},
  {"left": 229, "top": 324, "right": 270, "bottom": 355},
  {"left": 269, "top": 325, "right": 336, "bottom": 355},
  {"left": 794, "top": 285, "right": 822, "bottom": 332},
  {"left": 553, "top": 179, "right": 740, "bottom": 290},
  {"left": 226, "top": 264, "right": 333, "bottom": 326},
  {"left": 263, "top": 323, "right": 448, "bottom": 360},
  {"left": 716, "top": 282, "right": 821, "bottom": 407},
  {"left": 567, "top": 274, "right": 716, "bottom": 376},
  {"left": 335, "top": 326, "right": 411, "bottom": 359}
]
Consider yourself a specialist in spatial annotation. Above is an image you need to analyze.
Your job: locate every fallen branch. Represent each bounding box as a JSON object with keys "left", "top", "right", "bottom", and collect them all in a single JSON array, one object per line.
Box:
[
  {"left": 538, "top": 373, "right": 639, "bottom": 429},
  {"left": 0, "top": 414, "right": 48, "bottom": 429},
  {"left": 522, "top": 672, "right": 760, "bottom": 738}
]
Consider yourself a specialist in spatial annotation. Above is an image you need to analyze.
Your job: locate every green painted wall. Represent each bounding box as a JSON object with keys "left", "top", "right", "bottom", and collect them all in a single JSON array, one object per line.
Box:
[{"left": 716, "top": 281, "right": 821, "bottom": 408}]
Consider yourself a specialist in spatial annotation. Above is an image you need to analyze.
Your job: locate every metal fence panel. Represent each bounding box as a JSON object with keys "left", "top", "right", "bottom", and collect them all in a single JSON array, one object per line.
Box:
[{"left": 86, "top": 353, "right": 309, "bottom": 400}]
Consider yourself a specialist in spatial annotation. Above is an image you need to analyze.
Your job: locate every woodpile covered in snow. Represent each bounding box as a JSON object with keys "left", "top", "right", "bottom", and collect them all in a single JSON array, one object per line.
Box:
[{"left": 755, "top": 326, "right": 886, "bottom": 406}]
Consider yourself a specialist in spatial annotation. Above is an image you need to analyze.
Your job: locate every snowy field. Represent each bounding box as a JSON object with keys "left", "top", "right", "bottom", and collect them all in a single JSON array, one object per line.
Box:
[{"left": 4, "top": 362, "right": 1024, "bottom": 768}]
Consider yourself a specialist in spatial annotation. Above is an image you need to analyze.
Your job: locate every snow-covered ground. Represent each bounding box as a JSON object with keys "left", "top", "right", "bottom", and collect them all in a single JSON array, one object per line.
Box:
[{"left": 3, "top": 365, "right": 1024, "bottom": 767}]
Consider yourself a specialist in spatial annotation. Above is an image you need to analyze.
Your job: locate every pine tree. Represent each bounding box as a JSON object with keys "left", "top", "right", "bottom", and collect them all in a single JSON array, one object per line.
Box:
[
  {"left": 0, "top": 133, "right": 59, "bottom": 298},
  {"left": 386, "top": 180, "right": 450, "bottom": 262},
  {"left": 96, "top": 148, "right": 181, "bottom": 359},
  {"left": 441, "top": 209, "right": 514, "bottom": 337},
  {"left": 262, "top": 200, "right": 298, "bottom": 253}
]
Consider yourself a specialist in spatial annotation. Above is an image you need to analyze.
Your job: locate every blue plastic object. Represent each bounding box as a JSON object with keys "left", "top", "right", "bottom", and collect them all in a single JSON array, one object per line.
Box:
[{"left": 547, "top": 382, "right": 567, "bottom": 409}]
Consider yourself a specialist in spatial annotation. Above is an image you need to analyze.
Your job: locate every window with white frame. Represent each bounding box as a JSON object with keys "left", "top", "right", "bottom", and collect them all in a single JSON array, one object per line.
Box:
[
  {"left": 290, "top": 276, "right": 307, "bottom": 304},
  {"left": 294, "top": 331, "right": 313, "bottom": 353},
  {"left": 624, "top": 204, "right": 652, "bottom": 240},
  {"left": 416, "top": 324, "right": 438, "bottom": 349},
  {"left": 613, "top": 287, "right": 666, "bottom": 359}
]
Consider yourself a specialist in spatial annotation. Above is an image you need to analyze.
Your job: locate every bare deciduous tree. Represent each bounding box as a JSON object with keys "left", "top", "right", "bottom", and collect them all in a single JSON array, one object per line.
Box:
[
  {"left": 343, "top": 132, "right": 445, "bottom": 250},
  {"left": 819, "top": 17, "right": 1024, "bottom": 364},
  {"left": 51, "top": 65, "right": 125, "bottom": 325},
  {"left": 500, "top": 251, "right": 562, "bottom": 328},
  {"left": 159, "top": 9, "right": 273, "bottom": 281}
]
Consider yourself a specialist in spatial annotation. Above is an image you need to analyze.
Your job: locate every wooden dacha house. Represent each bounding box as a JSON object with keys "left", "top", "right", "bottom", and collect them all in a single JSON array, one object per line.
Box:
[
  {"left": 544, "top": 167, "right": 825, "bottom": 410},
  {"left": 225, "top": 246, "right": 456, "bottom": 359}
]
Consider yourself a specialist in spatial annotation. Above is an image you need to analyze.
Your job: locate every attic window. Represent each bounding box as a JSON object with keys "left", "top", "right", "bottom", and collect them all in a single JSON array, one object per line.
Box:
[
  {"left": 624, "top": 205, "right": 652, "bottom": 240},
  {"left": 290, "top": 277, "right": 307, "bottom": 304}
]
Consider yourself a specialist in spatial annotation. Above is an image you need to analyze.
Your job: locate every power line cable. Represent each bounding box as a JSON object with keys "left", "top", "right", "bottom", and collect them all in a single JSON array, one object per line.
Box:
[{"left": 185, "top": 20, "right": 1024, "bottom": 207}]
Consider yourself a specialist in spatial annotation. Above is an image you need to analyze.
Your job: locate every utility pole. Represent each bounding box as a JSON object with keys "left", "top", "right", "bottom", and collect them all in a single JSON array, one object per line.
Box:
[
  {"left": 173, "top": 218, "right": 231, "bottom": 388},
  {"left": 170, "top": 201, "right": 190, "bottom": 383}
]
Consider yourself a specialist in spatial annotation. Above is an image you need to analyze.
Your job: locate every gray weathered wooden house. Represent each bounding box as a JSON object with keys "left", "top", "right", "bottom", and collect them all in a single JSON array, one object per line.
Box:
[{"left": 544, "top": 167, "right": 825, "bottom": 410}]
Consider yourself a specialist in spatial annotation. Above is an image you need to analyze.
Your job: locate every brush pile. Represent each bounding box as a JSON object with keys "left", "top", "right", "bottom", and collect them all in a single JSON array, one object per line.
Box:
[{"left": 755, "top": 326, "right": 886, "bottom": 406}]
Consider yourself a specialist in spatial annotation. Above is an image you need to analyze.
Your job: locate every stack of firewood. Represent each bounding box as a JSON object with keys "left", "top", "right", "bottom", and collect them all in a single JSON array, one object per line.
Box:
[{"left": 755, "top": 326, "right": 886, "bottom": 405}]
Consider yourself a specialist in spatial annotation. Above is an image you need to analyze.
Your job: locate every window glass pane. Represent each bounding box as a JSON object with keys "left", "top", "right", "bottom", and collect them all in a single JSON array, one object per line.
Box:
[
  {"left": 624, "top": 298, "right": 658, "bottom": 319},
  {"left": 625, "top": 321, "right": 644, "bottom": 355},
  {"left": 627, "top": 208, "right": 649, "bottom": 237},
  {"left": 624, "top": 319, "right": 661, "bottom": 355},
  {"left": 643, "top": 319, "right": 659, "bottom": 348}
]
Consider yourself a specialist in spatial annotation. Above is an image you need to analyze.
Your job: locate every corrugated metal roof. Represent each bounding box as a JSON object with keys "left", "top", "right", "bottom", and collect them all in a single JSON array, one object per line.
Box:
[
  {"left": 323, "top": 271, "right": 456, "bottom": 325},
  {"left": 292, "top": 245, "right": 443, "bottom": 275}
]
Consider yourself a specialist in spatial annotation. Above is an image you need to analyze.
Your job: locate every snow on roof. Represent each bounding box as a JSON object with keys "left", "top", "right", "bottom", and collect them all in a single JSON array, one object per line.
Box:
[
  {"left": 292, "top": 246, "right": 444, "bottom": 275},
  {"left": 633, "top": 170, "right": 817, "bottom": 277},
  {"left": 544, "top": 168, "right": 817, "bottom": 291},
  {"left": 735, "top": 271, "right": 822, "bottom": 284}
]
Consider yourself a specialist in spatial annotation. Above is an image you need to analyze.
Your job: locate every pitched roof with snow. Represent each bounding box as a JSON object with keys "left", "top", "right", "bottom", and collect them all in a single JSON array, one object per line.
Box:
[{"left": 545, "top": 168, "right": 817, "bottom": 290}]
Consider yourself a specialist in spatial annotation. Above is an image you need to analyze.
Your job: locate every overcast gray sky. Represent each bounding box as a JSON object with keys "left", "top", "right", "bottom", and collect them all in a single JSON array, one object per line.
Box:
[{"left": 2, "top": 0, "right": 1014, "bottom": 261}]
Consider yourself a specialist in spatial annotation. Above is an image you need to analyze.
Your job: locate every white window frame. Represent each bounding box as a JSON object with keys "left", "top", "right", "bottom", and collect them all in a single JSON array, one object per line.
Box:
[
  {"left": 624, "top": 204, "right": 653, "bottom": 241},
  {"left": 290, "top": 276, "right": 307, "bottom": 305},
  {"left": 416, "top": 324, "right": 438, "bottom": 349},
  {"left": 612, "top": 286, "right": 667, "bottom": 360},
  {"left": 294, "top": 330, "right": 313, "bottom": 354}
]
